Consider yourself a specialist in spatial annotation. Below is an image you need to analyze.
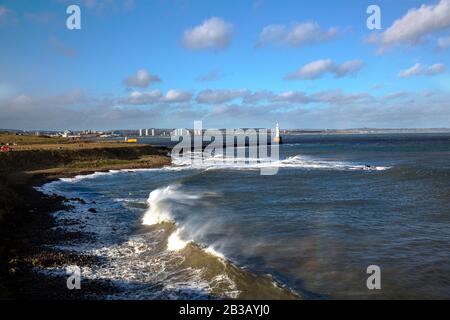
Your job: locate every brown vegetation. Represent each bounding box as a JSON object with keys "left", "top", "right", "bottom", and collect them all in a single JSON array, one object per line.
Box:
[{"left": 0, "top": 134, "right": 171, "bottom": 299}]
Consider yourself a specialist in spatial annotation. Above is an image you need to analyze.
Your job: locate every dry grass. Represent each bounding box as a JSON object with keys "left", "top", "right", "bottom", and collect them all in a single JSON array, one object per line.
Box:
[
  {"left": 0, "top": 133, "right": 171, "bottom": 214},
  {"left": 0, "top": 133, "right": 146, "bottom": 151},
  {"left": 0, "top": 133, "right": 71, "bottom": 145}
]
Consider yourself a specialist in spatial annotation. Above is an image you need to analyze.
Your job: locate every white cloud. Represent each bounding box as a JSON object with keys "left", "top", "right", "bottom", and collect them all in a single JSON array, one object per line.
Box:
[
  {"left": 309, "top": 89, "right": 374, "bottom": 105},
  {"left": 242, "top": 90, "right": 274, "bottom": 103},
  {"left": 437, "top": 35, "right": 450, "bottom": 48},
  {"left": 196, "top": 89, "right": 248, "bottom": 104},
  {"left": 122, "top": 89, "right": 192, "bottom": 105},
  {"left": 162, "top": 90, "right": 192, "bottom": 103},
  {"left": 368, "top": 0, "right": 450, "bottom": 52},
  {"left": 382, "top": 91, "right": 410, "bottom": 100},
  {"left": 124, "top": 69, "right": 161, "bottom": 88},
  {"left": 0, "top": 92, "right": 167, "bottom": 131},
  {"left": 257, "top": 21, "right": 339, "bottom": 47},
  {"left": 334, "top": 60, "right": 365, "bottom": 77},
  {"left": 126, "top": 90, "right": 161, "bottom": 104},
  {"left": 205, "top": 91, "right": 450, "bottom": 129},
  {"left": 195, "top": 89, "right": 374, "bottom": 106},
  {"left": 3, "top": 89, "right": 449, "bottom": 130},
  {"left": 182, "top": 17, "right": 233, "bottom": 51},
  {"left": 285, "top": 59, "right": 364, "bottom": 80},
  {"left": 398, "top": 63, "right": 446, "bottom": 77},
  {"left": 286, "top": 59, "right": 334, "bottom": 80},
  {"left": 258, "top": 25, "right": 286, "bottom": 45},
  {"left": 271, "top": 91, "right": 310, "bottom": 104}
]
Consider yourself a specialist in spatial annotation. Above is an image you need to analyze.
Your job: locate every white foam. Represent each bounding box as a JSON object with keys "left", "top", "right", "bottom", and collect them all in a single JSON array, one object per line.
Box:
[
  {"left": 53, "top": 166, "right": 183, "bottom": 185},
  {"left": 204, "top": 246, "right": 226, "bottom": 260},
  {"left": 171, "top": 153, "right": 391, "bottom": 172},
  {"left": 59, "top": 171, "right": 116, "bottom": 183},
  {"left": 167, "top": 229, "right": 192, "bottom": 251},
  {"left": 114, "top": 197, "right": 147, "bottom": 204},
  {"left": 36, "top": 179, "right": 239, "bottom": 299},
  {"left": 141, "top": 185, "right": 198, "bottom": 251},
  {"left": 142, "top": 185, "right": 230, "bottom": 260},
  {"left": 142, "top": 185, "right": 200, "bottom": 225},
  {"left": 277, "top": 155, "right": 390, "bottom": 171}
]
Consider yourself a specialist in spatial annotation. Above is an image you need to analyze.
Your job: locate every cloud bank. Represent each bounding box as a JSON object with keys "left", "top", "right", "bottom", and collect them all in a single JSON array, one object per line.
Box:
[{"left": 2, "top": 88, "right": 448, "bottom": 130}]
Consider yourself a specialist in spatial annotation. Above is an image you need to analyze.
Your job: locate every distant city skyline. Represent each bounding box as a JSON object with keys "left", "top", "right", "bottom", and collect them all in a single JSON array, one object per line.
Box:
[{"left": 1, "top": 0, "right": 450, "bottom": 130}]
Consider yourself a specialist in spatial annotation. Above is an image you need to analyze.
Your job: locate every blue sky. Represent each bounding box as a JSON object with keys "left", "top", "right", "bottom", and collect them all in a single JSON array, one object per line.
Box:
[{"left": 1, "top": 0, "right": 450, "bottom": 130}]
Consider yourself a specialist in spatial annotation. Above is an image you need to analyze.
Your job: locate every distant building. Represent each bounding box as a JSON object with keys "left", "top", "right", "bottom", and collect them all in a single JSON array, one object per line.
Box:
[
  {"left": 62, "top": 130, "right": 72, "bottom": 138},
  {"left": 172, "top": 128, "right": 188, "bottom": 136}
]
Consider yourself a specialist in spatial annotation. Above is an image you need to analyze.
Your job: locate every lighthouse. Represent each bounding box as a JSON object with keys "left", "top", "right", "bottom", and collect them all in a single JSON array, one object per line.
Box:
[{"left": 273, "top": 122, "right": 283, "bottom": 144}]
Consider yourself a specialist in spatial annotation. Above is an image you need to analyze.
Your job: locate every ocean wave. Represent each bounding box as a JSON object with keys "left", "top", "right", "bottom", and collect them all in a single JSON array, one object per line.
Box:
[
  {"left": 59, "top": 171, "right": 119, "bottom": 183},
  {"left": 36, "top": 169, "right": 300, "bottom": 299},
  {"left": 38, "top": 153, "right": 390, "bottom": 197},
  {"left": 278, "top": 155, "right": 390, "bottom": 171},
  {"left": 142, "top": 184, "right": 201, "bottom": 227},
  {"left": 36, "top": 181, "right": 243, "bottom": 299},
  {"left": 171, "top": 153, "right": 390, "bottom": 172},
  {"left": 141, "top": 185, "right": 225, "bottom": 257},
  {"left": 167, "top": 228, "right": 192, "bottom": 251}
]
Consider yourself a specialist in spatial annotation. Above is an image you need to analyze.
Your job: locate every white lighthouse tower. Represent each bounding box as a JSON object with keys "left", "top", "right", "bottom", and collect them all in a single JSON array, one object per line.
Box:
[{"left": 273, "top": 122, "right": 283, "bottom": 144}]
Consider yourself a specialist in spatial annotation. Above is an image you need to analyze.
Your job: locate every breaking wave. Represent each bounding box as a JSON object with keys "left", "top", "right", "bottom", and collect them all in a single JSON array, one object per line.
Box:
[
  {"left": 37, "top": 178, "right": 299, "bottom": 300},
  {"left": 34, "top": 150, "right": 390, "bottom": 299},
  {"left": 171, "top": 152, "right": 390, "bottom": 172}
]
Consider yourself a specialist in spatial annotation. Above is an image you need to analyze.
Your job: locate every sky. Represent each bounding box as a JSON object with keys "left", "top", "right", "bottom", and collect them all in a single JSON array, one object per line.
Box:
[{"left": 0, "top": 0, "right": 450, "bottom": 130}]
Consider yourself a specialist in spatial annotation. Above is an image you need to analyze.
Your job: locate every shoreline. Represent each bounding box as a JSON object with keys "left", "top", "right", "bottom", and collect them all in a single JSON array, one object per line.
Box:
[
  {"left": 0, "top": 138, "right": 171, "bottom": 299},
  {"left": 1, "top": 173, "right": 116, "bottom": 299},
  {"left": 0, "top": 135, "right": 301, "bottom": 299},
  {"left": 36, "top": 171, "right": 301, "bottom": 300},
  {"left": 1, "top": 167, "right": 171, "bottom": 300}
]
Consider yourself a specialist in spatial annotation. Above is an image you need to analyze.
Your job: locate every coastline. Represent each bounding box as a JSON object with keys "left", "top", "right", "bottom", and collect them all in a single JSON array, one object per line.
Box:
[
  {"left": 36, "top": 172, "right": 301, "bottom": 300},
  {"left": 0, "top": 138, "right": 171, "bottom": 299}
]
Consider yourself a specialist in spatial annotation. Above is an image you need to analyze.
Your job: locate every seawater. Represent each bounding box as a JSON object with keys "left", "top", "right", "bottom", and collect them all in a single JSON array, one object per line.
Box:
[{"left": 38, "top": 133, "right": 450, "bottom": 299}]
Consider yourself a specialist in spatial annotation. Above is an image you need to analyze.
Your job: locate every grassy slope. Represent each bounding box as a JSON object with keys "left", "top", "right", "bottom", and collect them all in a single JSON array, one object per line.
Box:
[{"left": 0, "top": 133, "right": 170, "bottom": 219}]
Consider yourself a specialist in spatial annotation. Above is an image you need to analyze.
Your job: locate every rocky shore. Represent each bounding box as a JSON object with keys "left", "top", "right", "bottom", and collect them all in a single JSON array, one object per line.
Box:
[{"left": 0, "top": 134, "right": 171, "bottom": 299}]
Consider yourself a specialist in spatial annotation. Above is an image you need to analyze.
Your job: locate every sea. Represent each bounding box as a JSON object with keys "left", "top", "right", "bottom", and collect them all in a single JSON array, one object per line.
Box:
[{"left": 38, "top": 133, "right": 450, "bottom": 299}]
